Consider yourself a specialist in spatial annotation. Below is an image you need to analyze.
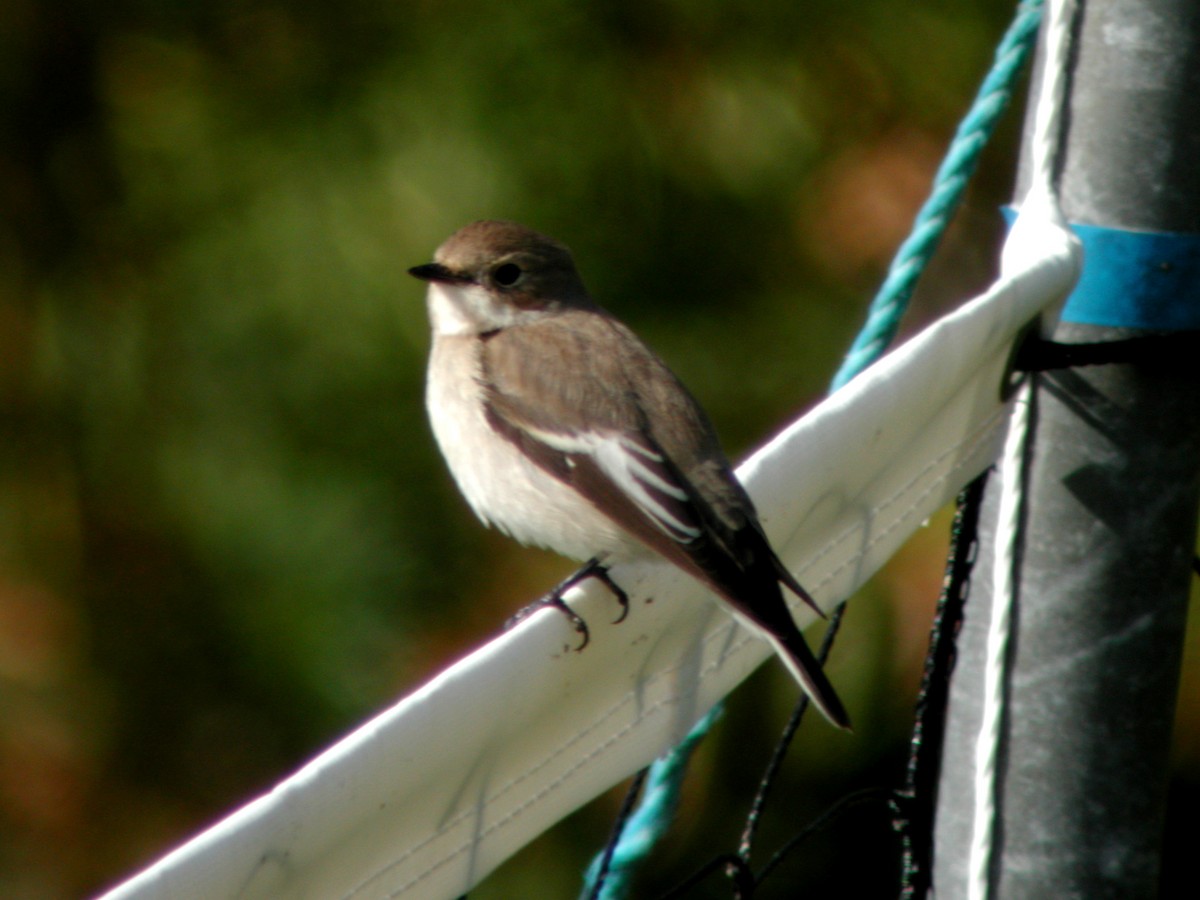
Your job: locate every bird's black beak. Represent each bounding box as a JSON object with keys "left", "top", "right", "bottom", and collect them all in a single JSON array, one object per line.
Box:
[{"left": 408, "top": 262, "right": 470, "bottom": 284}]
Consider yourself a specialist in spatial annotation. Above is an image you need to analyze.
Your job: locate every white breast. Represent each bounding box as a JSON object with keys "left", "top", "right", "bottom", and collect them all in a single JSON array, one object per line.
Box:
[{"left": 426, "top": 335, "right": 638, "bottom": 562}]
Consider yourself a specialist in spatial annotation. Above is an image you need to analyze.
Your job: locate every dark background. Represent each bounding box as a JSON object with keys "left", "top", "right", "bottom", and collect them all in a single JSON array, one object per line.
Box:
[{"left": 2, "top": 1, "right": 1198, "bottom": 896}]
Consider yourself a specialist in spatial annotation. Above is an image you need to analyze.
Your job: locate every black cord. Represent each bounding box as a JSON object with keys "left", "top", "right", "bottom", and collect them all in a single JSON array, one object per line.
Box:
[
  {"left": 757, "top": 787, "right": 893, "bottom": 884},
  {"left": 891, "top": 473, "right": 989, "bottom": 899},
  {"left": 587, "top": 767, "right": 650, "bottom": 900},
  {"left": 657, "top": 788, "right": 891, "bottom": 900},
  {"left": 736, "top": 602, "right": 847, "bottom": 869}
]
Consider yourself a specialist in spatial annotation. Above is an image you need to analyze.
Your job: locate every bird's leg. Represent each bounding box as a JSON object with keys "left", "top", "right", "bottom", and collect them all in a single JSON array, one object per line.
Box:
[{"left": 505, "top": 558, "right": 630, "bottom": 651}]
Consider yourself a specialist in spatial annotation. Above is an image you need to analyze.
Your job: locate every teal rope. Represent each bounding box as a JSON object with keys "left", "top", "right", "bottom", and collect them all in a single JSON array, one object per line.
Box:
[
  {"left": 579, "top": 706, "right": 722, "bottom": 900},
  {"left": 830, "top": 0, "right": 1045, "bottom": 390},
  {"left": 580, "top": 2, "right": 1045, "bottom": 895}
]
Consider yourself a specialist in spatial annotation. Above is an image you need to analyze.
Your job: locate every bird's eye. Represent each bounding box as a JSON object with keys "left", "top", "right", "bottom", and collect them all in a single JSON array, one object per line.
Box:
[{"left": 492, "top": 263, "right": 523, "bottom": 287}]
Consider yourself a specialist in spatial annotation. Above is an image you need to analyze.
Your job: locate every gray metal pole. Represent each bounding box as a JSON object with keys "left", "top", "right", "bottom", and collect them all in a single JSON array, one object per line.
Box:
[{"left": 932, "top": 1, "right": 1200, "bottom": 897}]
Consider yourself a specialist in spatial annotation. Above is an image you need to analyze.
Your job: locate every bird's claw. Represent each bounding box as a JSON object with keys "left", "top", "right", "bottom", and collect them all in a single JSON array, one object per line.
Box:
[
  {"left": 506, "top": 593, "right": 591, "bottom": 650},
  {"left": 505, "top": 558, "right": 629, "bottom": 651},
  {"left": 592, "top": 568, "right": 630, "bottom": 624}
]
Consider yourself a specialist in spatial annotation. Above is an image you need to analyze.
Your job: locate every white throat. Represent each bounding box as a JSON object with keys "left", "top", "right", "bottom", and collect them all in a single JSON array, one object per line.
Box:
[{"left": 426, "top": 282, "right": 522, "bottom": 336}]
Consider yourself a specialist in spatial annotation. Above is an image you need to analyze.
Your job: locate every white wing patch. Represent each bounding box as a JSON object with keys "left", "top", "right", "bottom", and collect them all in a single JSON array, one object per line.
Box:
[
  {"left": 516, "top": 423, "right": 702, "bottom": 542},
  {"left": 594, "top": 437, "right": 701, "bottom": 541},
  {"left": 561, "top": 434, "right": 703, "bottom": 543}
]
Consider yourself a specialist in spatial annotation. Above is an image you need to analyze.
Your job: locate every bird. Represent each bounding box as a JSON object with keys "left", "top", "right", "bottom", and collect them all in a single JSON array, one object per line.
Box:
[{"left": 409, "top": 220, "right": 849, "bottom": 729}]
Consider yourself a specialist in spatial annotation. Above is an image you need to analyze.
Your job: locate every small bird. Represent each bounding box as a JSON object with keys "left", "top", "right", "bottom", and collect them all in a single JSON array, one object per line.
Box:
[{"left": 410, "top": 221, "right": 849, "bottom": 729}]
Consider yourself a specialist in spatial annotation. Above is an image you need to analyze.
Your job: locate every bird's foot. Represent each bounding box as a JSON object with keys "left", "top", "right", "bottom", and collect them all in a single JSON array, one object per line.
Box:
[
  {"left": 504, "top": 558, "right": 629, "bottom": 651},
  {"left": 506, "top": 592, "right": 590, "bottom": 648}
]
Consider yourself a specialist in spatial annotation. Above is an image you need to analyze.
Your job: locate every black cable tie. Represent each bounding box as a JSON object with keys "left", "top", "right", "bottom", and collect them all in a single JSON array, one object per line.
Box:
[{"left": 1014, "top": 331, "right": 1200, "bottom": 372}]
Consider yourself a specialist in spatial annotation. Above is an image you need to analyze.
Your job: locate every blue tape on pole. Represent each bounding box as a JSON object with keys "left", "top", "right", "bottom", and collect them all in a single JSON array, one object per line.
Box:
[
  {"left": 1003, "top": 208, "right": 1200, "bottom": 330},
  {"left": 1062, "top": 223, "right": 1200, "bottom": 329}
]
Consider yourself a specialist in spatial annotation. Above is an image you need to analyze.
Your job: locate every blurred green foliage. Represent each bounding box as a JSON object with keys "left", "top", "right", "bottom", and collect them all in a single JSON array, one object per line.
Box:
[{"left": 2, "top": 0, "right": 1197, "bottom": 897}]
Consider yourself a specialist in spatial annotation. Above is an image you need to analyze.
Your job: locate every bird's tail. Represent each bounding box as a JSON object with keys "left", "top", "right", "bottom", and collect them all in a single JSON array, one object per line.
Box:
[
  {"left": 771, "top": 554, "right": 827, "bottom": 619},
  {"left": 765, "top": 626, "right": 851, "bottom": 731}
]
